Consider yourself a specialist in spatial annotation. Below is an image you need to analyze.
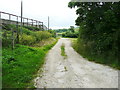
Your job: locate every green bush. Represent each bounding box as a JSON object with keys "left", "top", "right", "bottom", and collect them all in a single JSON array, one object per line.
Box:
[
  {"left": 2, "top": 24, "right": 52, "bottom": 46},
  {"left": 19, "top": 34, "right": 36, "bottom": 45},
  {"left": 49, "top": 30, "right": 56, "bottom": 38},
  {"left": 23, "top": 26, "right": 40, "bottom": 31},
  {"left": 19, "top": 27, "right": 34, "bottom": 35},
  {"left": 2, "top": 30, "right": 12, "bottom": 47},
  {"left": 62, "top": 32, "right": 78, "bottom": 38},
  {"left": 34, "top": 31, "right": 52, "bottom": 42},
  {"left": 69, "top": 2, "right": 120, "bottom": 69},
  {"left": 2, "top": 24, "right": 13, "bottom": 30},
  {"left": 72, "top": 25, "right": 120, "bottom": 69}
]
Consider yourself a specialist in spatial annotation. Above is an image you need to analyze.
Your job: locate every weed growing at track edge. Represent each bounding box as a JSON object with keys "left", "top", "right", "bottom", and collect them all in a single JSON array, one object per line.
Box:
[{"left": 61, "top": 43, "right": 67, "bottom": 59}]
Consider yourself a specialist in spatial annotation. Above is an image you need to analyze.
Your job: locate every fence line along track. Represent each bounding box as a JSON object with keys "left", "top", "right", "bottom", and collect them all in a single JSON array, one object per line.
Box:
[
  {"left": 0, "top": 11, "right": 48, "bottom": 30},
  {"left": 0, "top": 11, "right": 48, "bottom": 49}
]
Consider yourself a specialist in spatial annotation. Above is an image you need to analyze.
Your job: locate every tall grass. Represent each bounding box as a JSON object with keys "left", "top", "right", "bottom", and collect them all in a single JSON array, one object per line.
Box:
[
  {"left": 2, "top": 24, "right": 58, "bottom": 88},
  {"left": 34, "top": 31, "right": 52, "bottom": 42},
  {"left": 2, "top": 24, "right": 53, "bottom": 46},
  {"left": 19, "top": 34, "right": 36, "bottom": 45},
  {"left": 2, "top": 38, "right": 58, "bottom": 88},
  {"left": 71, "top": 38, "right": 120, "bottom": 69},
  {"left": 19, "top": 28, "right": 52, "bottom": 45}
]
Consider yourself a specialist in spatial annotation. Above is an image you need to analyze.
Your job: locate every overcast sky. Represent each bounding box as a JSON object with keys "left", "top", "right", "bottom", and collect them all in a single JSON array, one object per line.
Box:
[{"left": 0, "top": 0, "right": 77, "bottom": 29}]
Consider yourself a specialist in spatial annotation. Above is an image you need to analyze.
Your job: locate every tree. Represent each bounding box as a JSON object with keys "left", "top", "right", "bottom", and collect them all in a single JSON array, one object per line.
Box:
[
  {"left": 68, "top": 2, "right": 120, "bottom": 67},
  {"left": 69, "top": 26, "right": 75, "bottom": 33}
]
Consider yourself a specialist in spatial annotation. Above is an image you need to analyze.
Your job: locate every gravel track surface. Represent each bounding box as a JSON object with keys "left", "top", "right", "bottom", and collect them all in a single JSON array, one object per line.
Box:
[{"left": 34, "top": 38, "right": 118, "bottom": 88}]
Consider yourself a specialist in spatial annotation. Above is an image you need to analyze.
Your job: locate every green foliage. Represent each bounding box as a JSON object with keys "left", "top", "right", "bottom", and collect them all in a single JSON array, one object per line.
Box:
[
  {"left": 69, "top": 2, "right": 120, "bottom": 69},
  {"left": 2, "top": 24, "right": 19, "bottom": 47},
  {"left": 2, "top": 38, "right": 58, "bottom": 88},
  {"left": 62, "top": 32, "right": 78, "bottom": 38},
  {"left": 19, "top": 34, "right": 36, "bottom": 45},
  {"left": 19, "top": 27, "right": 34, "bottom": 35},
  {"left": 2, "top": 20, "right": 57, "bottom": 88},
  {"left": 2, "top": 24, "right": 53, "bottom": 46},
  {"left": 23, "top": 26, "right": 40, "bottom": 31},
  {"left": 72, "top": 38, "right": 120, "bottom": 69},
  {"left": 18, "top": 27, "right": 52, "bottom": 45},
  {"left": 34, "top": 31, "right": 52, "bottom": 42},
  {"left": 55, "top": 29, "right": 68, "bottom": 33},
  {"left": 61, "top": 43, "right": 67, "bottom": 58},
  {"left": 69, "top": 26, "right": 75, "bottom": 33},
  {"left": 2, "top": 30, "right": 12, "bottom": 47},
  {"left": 2, "top": 24, "right": 16, "bottom": 30},
  {"left": 49, "top": 30, "right": 56, "bottom": 38},
  {"left": 2, "top": 45, "right": 44, "bottom": 88},
  {"left": 62, "top": 26, "right": 79, "bottom": 38}
]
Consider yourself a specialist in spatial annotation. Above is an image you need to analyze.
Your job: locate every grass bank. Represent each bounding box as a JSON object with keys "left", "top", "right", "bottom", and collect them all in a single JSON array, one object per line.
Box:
[
  {"left": 71, "top": 38, "right": 120, "bottom": 70},
  {"left": 2, "top": 38, "right": 58, "bottom": 88}
]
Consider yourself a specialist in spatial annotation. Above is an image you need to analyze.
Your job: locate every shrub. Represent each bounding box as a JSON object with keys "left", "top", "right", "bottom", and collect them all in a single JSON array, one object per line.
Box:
[
  {"left": 19, "top": 34, "right": 36, "bottom": 45},
  {"left": 34, "top": 31, "right": 52, "bottom": 42},
  {"left": 2, "top": 30, "right": 12, "bottom": 47},
  {"left": 2, "top": 24, "right": 52, "bottom": 46},
  {"left": 62, "top": 32, "right": 78, "bottom": 38},
  {"left": 49, "top": 30, "right": 56, "bottom": 38},
  {"left": 23, "top": 26, "right": 40, "bottom": 31},
  {"left": 18, "top": 27, "right": 34, "bottom": 35}
]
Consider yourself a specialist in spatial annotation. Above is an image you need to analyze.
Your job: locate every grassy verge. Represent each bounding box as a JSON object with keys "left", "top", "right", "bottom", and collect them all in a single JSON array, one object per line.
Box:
[
  {"left": 61, "top": 43, "right": 67, "bottom": 59},
  {"left": 32, "top": 38, "right": 57, "bottom": 47},
  {"left": 71, "top": 38, "right": 120, "bottom": 70},
  {"left": 2, "top": 38, "right": 58, "bottom": 88}
]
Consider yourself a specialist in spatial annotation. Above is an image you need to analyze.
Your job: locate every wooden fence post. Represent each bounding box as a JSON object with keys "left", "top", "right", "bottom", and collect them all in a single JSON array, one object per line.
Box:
[
  {"left": 36, "top": 21, "right": 37, "bottom": 28},
  {"left": 39, "top": 22, "right": 41, "bottom": 31},
  {"left": 32, "top": 19, "right": 33, "bottom": 26},
  {"left": 27, "top": 18, "right": 28, "bottom": 26},
  {"left": 9, "top": 14, "right": 14, "bottom": 50},
  {"left": 42, "top": 22, "right": 44, "bottom": 31},
  {"left": 16, "top": 16, "right": 19, "bottom": 44}
]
